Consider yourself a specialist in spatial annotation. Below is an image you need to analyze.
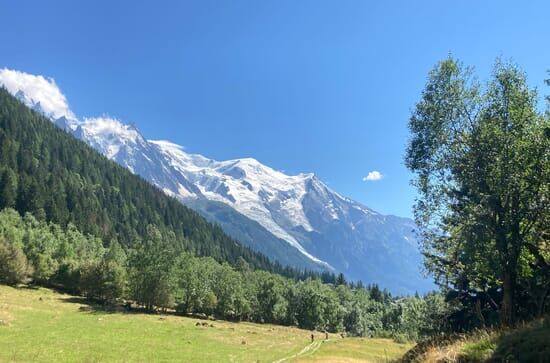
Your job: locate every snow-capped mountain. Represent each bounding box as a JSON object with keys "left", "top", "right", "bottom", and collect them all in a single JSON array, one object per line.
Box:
[{"left": 0, "top": 69, "right": 434, "bottom": 294}]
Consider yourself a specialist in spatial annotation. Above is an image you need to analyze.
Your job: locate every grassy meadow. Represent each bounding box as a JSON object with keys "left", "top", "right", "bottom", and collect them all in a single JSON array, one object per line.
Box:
[
  {"left": 294, "top": 338, "right": 413, "bottom": 363},
  {"left": 0, "top": 284, "right": 411, "bottom": 362}
]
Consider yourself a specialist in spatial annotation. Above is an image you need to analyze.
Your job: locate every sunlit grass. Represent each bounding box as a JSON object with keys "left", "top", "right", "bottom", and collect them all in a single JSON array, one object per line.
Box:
[
  {"left": 0, "top": 284, "right": 415, "bottom": 362},
  {"left": 0, "top": 284, "right": 312, "bottom": 362},
  {"left": 293, "top": 337, "right": 413, "bottom": 362}
]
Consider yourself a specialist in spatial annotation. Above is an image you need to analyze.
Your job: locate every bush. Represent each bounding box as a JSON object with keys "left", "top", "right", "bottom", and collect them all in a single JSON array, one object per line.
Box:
[
  {"left": 0, "top": 237, "right": 33, "bottom": 285},
  {"left": 392, "top": 333, "right": 409, "bottom": 344}
]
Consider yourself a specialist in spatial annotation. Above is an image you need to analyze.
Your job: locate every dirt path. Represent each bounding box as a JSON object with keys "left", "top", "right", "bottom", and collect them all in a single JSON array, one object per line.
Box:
[{"left": 272, "top": 339, "right": 326, "bottom": 363}]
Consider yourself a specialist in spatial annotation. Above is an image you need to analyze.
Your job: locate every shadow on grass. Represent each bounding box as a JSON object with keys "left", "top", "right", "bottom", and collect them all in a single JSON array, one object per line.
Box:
[
  {"left": 56, "top": 294, "right": 182, "bottom": 317},
  {"left": 56, "top": 295, "right": 129, "bottom": 315},
  {"left": 10, "top": 284, "right": 125, "bottom": 315},
  {"left": 489, "top": 318, "right": 550, "bottom": 362},
  {"left": 18, "top": 284, "right": 41, "bottom": 290},
  {"left": 400, "top": 318, "right": 550, "bottom": 363}
]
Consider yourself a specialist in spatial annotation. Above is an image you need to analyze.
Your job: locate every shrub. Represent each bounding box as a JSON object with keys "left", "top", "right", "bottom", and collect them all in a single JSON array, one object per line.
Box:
[{"left": 0, "top": 237, "right": 33, "bottom": 285}]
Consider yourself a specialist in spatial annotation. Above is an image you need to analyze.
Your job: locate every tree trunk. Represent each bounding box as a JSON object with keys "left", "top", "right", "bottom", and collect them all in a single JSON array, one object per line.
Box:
[
  {"left": 500, "top": 271, "right": 514, "bottom": 326},
  {"left": 475, "top": 299, "right": 486, "bottom": 328},
  {"left": 538, "top": 286, "right": 549, "bottom": 317}
]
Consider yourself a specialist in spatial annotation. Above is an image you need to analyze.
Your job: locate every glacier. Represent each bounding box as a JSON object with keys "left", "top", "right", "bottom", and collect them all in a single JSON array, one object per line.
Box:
[{"left": 0, "top": 68, "right": 434, "bottom": 294}]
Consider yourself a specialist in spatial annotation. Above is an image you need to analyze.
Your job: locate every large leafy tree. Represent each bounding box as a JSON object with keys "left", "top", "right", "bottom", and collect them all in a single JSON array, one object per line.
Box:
[
  {"left": 128, "top": 225, "right": 178, "bottom": 311},
  {"left": 406, "top": 58, "right": 549, "bottom": 326},
  {"left": 80, "top": 240, "right": 127, "bottom": 303}
]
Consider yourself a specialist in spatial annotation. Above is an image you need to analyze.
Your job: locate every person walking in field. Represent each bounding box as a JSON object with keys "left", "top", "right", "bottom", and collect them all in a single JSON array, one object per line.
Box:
[{"left": 311, "top": 333, "right": 314, "bottom": 342}]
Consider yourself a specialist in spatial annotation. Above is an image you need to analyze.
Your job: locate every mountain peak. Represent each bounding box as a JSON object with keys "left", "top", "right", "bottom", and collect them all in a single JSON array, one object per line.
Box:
[
  {"left": 81, "top": 116, "right": 143, "bottom": 143},
  {"left": 1, "top": 68, "right": 433, "bottom": 293},
  {"left": 299, "top": 172, "right": 316, "bottom": 179},
  {"left": 237, "top": 157, "right": 260, "bottom": 164}
]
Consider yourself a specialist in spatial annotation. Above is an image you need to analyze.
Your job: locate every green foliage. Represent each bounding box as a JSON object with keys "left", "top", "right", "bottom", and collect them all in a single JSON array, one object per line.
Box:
[
  {"left": 173, "top": 253, "right": 215, "bottom": 314},
  {"left": 80, "top": 243, "right": 127, "bottom": 303},
  {"left": 0, "top": 167, "right": 17, "bottom": 208},
  {"left": 0, "top": 237, "right": 33, "bottom": 285},
  {"left": 254, "top": 272, "right": 288, "bottom": 323},
  {"left": 128, "top": 225, "right": 177, "bottom": 310},
  {"left": 406, "top": 57, "right": 550, "bottom": 327}
]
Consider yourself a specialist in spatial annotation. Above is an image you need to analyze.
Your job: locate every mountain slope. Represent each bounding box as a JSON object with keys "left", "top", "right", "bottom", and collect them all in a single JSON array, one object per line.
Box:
[
  {"left": 149, "top": 139, "right": 428, "bottom": 292},
  {"left": 0, "top": 87, "right": 301, "bottom": 277},
  {"left": 0, "top": 68, "right": 434, "bottom": 294},
  {"left": 185, "top": 198, "right": 327, "bottom": 272},
  {"left": 71, "top": 115, "right": 327, "bottom": 273}
]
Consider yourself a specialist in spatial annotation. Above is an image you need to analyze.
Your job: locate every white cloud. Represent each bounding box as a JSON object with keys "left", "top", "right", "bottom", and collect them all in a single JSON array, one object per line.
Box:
[
  {"left": 0, "top": 68, "right": 75, "bottom": 120},
  {"left": 82, "top": 116, "right": 140, "bottom": 142},
  {"left": 362, "top": 170, "right": 383, "bottom": 182}
]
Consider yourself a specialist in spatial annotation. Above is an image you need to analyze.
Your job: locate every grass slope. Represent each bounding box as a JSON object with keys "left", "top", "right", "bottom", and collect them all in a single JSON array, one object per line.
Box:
[
  {"left": 403, "top": 318, "right": 550, "bottom": 362},
  {"left": 0, "top": 285, "right": 410, "bottom": 362}
]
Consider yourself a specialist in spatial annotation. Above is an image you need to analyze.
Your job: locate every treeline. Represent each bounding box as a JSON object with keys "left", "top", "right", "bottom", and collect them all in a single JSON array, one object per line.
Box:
[
  {"left": 0, "top": 87, "right": 331, "bottom": 282},
  {"left": 406, "top": 58, "right": 549, "bottom": 331},
  {"left": 0, "top": 208, "right": 444, "bottom": 340}
]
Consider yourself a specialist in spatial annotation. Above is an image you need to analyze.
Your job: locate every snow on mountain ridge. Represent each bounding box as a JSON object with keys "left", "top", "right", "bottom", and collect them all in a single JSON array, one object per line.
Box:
[
  {"left": 1, "top": 68, "right": 435, "bottom": 293},
  {"left": 83, "top": 117, "right": 141, "bottom": 143},
  {"left": 0, "top": 70, "right": 360, "bottom": 255},
  {"left": 77, "top": 117, "right": 144, "bottom": 159},
  {"left": 149, "top": 138, "right": 327, "bottom": 263}
]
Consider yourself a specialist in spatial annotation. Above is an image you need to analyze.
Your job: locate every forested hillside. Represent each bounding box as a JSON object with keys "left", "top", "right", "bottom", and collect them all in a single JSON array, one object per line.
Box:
[
  {"left": 0, "top": 87, "right": 314, "bottom": 278},
  {"left": 0, "top": 87, "right": 445, "bottom": 338}
]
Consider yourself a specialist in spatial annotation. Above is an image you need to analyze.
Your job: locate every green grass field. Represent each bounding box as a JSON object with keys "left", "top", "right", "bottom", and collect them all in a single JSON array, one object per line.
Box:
[
  {"left": 0, "top": 285, "right": 411, "bottom": 362},
  {"left": 294, "top": 338, "right": 413, "bottom": 363}
]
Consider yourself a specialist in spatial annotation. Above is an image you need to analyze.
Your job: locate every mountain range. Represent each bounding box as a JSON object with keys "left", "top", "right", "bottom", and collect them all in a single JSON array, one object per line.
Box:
[{"left": 0, "top": 68, "right": 433, "bottom": 294}]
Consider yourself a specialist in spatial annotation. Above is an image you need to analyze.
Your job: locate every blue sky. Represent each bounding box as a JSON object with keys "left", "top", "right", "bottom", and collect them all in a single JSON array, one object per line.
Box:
[{"left": 1, "top": 1, "right": 549, "bottom": 217}]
